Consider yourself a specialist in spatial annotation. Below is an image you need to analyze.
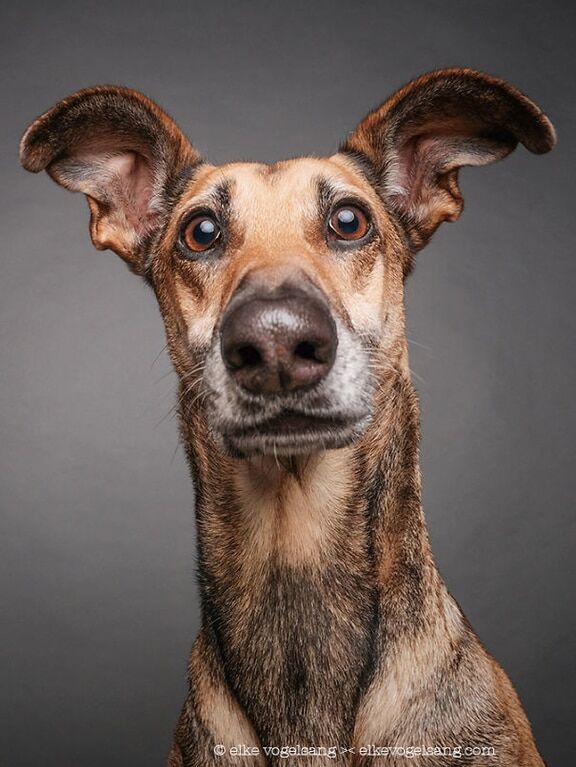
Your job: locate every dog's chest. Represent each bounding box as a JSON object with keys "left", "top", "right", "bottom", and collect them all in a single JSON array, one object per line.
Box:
[{"left": 214, "top": 560, "right": 377, "bottom": 755}]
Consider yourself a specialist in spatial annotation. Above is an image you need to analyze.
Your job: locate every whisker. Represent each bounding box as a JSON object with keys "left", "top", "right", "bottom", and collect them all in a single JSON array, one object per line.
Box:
[
  {"left": 181, "top": 361, "right": 207, "bottom": 381},
  {"left": 406, "top": 335, "right": 435, "bottom": 355},
  {"left": 154, "top": 403, "right": 180, "bottom": 429},
  {"left": 187, "top": 388, "right": 209, "bottom": 411},
  {"left": 154, "top": 369, "right": 177, "bottom": 385},
  {"left": 169, "top": 439, "right": 182, "bottom": 465},
  {"left": 410, "top": 367, "right": 426, "bottom": 385},
  {"left": 149, "top": 342, "right": 169, "bottom": 370}
]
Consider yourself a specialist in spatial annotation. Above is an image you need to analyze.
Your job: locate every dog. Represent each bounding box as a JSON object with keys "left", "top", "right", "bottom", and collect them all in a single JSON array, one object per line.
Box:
[{"left": 20, "top": 68, "right": 555, "bottom": 766}]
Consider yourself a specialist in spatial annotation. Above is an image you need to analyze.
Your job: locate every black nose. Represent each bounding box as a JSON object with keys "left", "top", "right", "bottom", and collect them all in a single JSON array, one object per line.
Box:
[{"left": 220, "top": 289, "right": 337, "bottom": 396}]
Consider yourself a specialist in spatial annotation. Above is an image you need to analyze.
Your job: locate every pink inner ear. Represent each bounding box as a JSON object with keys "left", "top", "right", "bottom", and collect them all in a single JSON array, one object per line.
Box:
[
  {"left": 103, "top": 150, "right": 158, "bottom": 232},
  {"left": 51, "top": 145, "right": 160, "bottom": 239},
  {"left": 386, "top": 132, "right": 513, "bottom": 217}
]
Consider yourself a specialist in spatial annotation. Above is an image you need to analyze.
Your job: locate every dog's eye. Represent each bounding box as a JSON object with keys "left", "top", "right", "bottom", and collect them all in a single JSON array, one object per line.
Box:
[
  {"left": 329, "top": 205, "right": 370, "bottom": 241},
  {"left": 182, "top": 215, "right": 221, "bottom": 252}
]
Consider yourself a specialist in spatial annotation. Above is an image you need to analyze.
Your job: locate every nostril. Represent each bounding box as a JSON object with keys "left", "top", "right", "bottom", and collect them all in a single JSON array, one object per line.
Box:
[
  {"left": 230, "top": 343, "right": 262, "bottom": 369},
  {"left": 294, "top": 341, "right": 321, "bottom": 362}
]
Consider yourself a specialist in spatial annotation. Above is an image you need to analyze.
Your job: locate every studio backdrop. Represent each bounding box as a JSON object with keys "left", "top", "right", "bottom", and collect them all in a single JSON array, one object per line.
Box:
[{"left": 1, "top": 1, "right": 574, "bottom": 765}]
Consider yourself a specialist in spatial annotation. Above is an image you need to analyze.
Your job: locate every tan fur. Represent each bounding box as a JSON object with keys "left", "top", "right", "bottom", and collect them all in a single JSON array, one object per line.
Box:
[{"left": 231, "top": 451, "right": 354, "bottom": 565}]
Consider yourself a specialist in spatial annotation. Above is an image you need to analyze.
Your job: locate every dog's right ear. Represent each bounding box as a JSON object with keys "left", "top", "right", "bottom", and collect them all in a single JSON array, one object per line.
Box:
[{"left": 20, "top": 86, "right": 201, "bottom": 274}]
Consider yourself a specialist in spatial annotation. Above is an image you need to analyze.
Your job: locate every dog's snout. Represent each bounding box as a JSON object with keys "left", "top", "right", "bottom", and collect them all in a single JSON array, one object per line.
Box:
[{"left": 220, "top": 290, "right": 337, "bottom": 396}]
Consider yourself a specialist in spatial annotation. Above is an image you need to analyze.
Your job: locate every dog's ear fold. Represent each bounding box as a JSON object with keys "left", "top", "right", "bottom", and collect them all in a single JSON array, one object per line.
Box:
[
  {"left": 20, "top": 86, "right": 201, "bottom": 274},
  {"left": 340, "top": 68, "right": 555, "bottom": 259}
]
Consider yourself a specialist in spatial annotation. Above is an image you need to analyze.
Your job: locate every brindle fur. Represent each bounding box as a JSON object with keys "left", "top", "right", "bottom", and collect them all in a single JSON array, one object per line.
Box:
[{"left": 20, "top": 69, "right": 555, "bottom": 766}]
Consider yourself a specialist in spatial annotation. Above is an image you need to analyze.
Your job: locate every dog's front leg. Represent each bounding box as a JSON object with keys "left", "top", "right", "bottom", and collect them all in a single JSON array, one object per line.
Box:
[{"left": 167, "top": 629, "right": 265, "bottom": 767}]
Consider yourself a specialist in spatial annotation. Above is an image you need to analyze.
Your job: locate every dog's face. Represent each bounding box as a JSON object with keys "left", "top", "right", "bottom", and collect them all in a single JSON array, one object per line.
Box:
[
  {"left": 152, "top": 156, "right": 405, "bottom": 455},
  {"left": 20, "top": 70, "right": 554, "bottom": 457}
]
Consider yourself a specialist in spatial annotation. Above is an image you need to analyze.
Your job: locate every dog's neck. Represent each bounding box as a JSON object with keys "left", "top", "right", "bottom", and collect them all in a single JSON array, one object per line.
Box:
[{"left": 179, "top": 362, "right": 441, "bottom": 748}]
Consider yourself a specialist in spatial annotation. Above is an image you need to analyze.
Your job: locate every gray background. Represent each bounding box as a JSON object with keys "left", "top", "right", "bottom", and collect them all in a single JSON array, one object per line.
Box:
[{"left": 1, "top": 1, "right": 574, "bottom": 764}]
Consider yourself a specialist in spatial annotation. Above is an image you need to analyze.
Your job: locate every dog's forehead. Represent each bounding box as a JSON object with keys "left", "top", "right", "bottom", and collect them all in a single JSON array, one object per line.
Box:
[{"left": 179, "top": 155, "right": 378, "bottom": 216}]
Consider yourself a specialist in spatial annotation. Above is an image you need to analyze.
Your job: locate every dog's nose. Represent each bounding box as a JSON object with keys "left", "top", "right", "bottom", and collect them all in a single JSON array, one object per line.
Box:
[{"left": 220, "top": 291, "right": 337, "bottom": 395}]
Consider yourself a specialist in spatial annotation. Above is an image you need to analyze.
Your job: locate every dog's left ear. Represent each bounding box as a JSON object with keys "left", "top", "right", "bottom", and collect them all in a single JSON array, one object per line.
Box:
[
  {"left": 340, "top": 68, "right": 556, "bottom": 260},
  {"left": 20, "top": 86, "right": 201, "bottom": 274}
]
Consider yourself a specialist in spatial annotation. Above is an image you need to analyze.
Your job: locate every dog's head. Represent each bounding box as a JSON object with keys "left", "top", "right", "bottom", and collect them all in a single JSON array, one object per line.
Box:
[{"left": 20, "top": 70, "right": 555, "bottom": 457}]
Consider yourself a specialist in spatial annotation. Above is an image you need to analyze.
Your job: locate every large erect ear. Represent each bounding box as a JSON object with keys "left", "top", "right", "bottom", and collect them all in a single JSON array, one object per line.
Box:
[
  {"left": 20, "top": 86, "right": 201, "bottom": 273},
  {"left": 340, "top": 68, "right": 556, "bottom": 256}
]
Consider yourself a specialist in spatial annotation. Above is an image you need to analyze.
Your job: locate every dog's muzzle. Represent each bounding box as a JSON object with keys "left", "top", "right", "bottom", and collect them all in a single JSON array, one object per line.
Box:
[{"left": 203, "top": 273, "right": 373, "bottom": 456}]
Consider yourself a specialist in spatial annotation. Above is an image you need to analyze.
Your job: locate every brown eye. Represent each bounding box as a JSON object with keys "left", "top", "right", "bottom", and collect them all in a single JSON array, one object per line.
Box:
[
  {"left": 183, "top": 215, "right": 220, "bottom": 252},
  {"left": 329, "top": 205, "right": 370, "bottom": 241}
]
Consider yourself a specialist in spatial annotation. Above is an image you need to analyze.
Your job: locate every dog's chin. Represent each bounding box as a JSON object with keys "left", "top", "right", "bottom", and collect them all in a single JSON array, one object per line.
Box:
[{"left": 215, "top": 411, "right": 372, "bottom": 458}]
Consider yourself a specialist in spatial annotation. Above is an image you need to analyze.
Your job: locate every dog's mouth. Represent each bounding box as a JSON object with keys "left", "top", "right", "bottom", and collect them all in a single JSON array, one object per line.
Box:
[{"left": 215, "top": 408, "right": 371, "bottom": 456}]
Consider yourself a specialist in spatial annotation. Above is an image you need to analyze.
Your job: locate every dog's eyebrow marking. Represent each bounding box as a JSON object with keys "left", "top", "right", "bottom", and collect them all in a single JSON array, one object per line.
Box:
[
  {"left": 181, "top": 178, "right": 233, "bottom": 230},
  {"left": 211, "top": 179, "right": 233, "bottom": 233},
  {"left": 211, "top": 179, "right": 232, "bottom": 210},
  {"left": 315, "top": 175, "right": 376, "bottom": 221},
  {"left": 196, "top": 178, "right": 232, "bottom": 215},
  {"left": 316, "top": 177, "right": 338, "bottom": 216},
  {"left": 315, "top": 176, "right": 367, "bottom": 219}
]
